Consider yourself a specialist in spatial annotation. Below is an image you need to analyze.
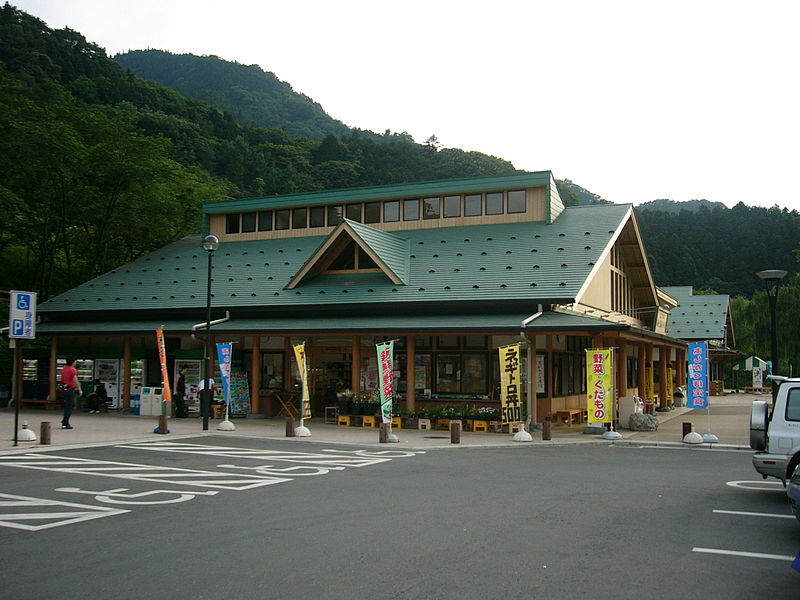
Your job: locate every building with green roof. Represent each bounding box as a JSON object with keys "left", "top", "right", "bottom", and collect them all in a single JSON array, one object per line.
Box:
[{"left": 34, "top": 171, "right": 688, "bottom": 423}]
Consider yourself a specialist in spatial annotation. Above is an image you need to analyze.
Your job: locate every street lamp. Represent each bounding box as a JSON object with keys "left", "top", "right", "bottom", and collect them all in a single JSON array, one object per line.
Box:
[
  {"left": 756, "top": 269, "right": 787, "bottom": 402},
  {"left": 202, "top": 234, "right": 219, "bottom": 431}
]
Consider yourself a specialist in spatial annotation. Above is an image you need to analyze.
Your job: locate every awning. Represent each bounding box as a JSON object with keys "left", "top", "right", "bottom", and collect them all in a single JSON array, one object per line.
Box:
[{"left": 732, "top": 356, "right": 769, "bottom": 371}]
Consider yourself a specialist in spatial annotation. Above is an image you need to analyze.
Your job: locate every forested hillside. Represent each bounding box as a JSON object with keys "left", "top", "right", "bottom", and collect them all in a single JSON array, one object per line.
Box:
[{"left": 115, "top": 49, "right": 353, "bottom": 140}]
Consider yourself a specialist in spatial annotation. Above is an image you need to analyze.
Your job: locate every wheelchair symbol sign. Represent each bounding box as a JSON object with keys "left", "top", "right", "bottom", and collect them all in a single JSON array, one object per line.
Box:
[
  {"left": 16, "top": 294, "right": 31, "bottom": 310},
  {"left": 9, "top": 291, "right": 36, "bottom": 339}
]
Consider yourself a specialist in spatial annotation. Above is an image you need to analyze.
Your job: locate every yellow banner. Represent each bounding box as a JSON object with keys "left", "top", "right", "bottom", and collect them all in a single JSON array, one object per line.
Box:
[
  {"left": 155, "top": 328, "right": 172, "bottom": 403},
  {"left": 292, "top": 343, "right": 312, "bottom": 419},
  {"left": 586, "top": 348, "right": 613, "bottom": 423},
  {"left": 499, "top": 344, "right": 522, "bottom": 424}
]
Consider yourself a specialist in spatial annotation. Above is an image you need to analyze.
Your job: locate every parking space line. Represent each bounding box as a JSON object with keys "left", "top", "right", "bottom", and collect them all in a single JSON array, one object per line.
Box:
[
  {"left": 692, "top": 547, "right": 794, "bottom": 561},
  {"left": 713, "top": 509, "right": 794, "bottom": 520}
]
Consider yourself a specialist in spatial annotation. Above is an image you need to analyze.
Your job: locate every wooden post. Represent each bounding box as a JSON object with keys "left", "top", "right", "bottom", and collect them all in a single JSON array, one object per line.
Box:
[
  {"left": 285, "top": 416, "right": 296, "bottom": 437},
  {"left": 638, "top": 342, "right": 647, "bottom": 401},
  {"left": 542, "top": 417, "right": 552, "bottom": 440},
  {"left": 49, "top": 338, "right": 57, "bottom": 406},
  {"left": 406, "top": 335, "right": 416, "bottom": 412},
  {"left": 544, "top": 334, "right": 554, "bottom": 420},
  {"left": 617, "top": 340, "right": 628, "bottom": 398},
  {"left": 251, "top": 335, "right": 261, "bottom": 413},
  {"left": 351, "top": 335, "right": 360, "bottom": 394},
  {"left": 659, "top": 345, "right": 669, "bottom": 408},
  {"left": 450, "top": 420, "right": 461, "bottom": 444},
  {"left": 40, "top": 421, "right": 51, "bottom": 445},
  {"left": 123, "top": 336, "right": 132, "bottom": 409}
]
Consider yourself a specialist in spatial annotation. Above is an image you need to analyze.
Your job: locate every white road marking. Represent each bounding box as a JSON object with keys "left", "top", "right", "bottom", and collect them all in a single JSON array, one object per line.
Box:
[
  {"left": 56, "top": 487, "right": 219, "bottom": 505},
  {"left": 725, "top": 480, "right": 786, "bottom": 491},
  {"left": 217, "top": 464, "right": 345, "bottom": 476},
  {"left": 0, "top": 492, "right": 129, "bottom": 531},
  {"left": 713, "top": 509, "right": 794, "bottom": 520},
  {"left": 693, "top": 547, "right": 794, "bottom": 561},
  {"left": 0, "top": 453, "right": 290, "bottom": 490}
]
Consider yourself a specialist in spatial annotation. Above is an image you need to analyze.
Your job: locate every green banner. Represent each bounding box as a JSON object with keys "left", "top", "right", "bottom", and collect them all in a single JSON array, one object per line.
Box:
[{"left": 376, "top": 341, "right": 394, "bottom": 424}]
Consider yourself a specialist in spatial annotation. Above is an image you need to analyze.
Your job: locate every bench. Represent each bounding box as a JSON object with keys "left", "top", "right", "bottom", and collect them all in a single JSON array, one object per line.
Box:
[
  {"left": 744, "top": 386, "right": 771, "bottom": 394},
  {"left": 554, "top": 409, "right": 583, "bottom": 426},
  {"left": 21, "top": 398, "right": 60, "bottom": 410}
]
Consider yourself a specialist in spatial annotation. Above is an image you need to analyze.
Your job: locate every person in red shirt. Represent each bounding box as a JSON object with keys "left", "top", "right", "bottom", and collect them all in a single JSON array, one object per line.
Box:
[{"left": 60, "top": 356, "right": 82, "bottom": 429}]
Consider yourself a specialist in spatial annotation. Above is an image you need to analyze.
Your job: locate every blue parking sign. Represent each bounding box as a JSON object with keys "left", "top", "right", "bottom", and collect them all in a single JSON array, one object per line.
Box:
[{"left": 9, "top": 290, "right": 37, "bottom": 339}]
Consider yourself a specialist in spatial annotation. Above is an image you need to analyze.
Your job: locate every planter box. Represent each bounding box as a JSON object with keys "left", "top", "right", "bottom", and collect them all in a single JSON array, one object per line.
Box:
[
  {"left": 401, "top": 417, "right": 419, "bottom": 429},
  {"left": 489, "top": 421, "right": 503, "bottom": 433},
  {"left": 418, "top": 418, "right": 431, "bottom": 430},
  {"left": 472, "top": 420, "right": 489, "bottom": 433}
]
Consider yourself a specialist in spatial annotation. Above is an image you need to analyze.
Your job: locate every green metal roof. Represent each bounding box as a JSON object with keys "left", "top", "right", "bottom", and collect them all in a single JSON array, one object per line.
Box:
[
  {"left": 203, "top": 171, "right": 560, "bottom": 214},
  {"left": 661, "top": 286, "right": 731, "bottom": 341},
  {"left": 41, "top": 203, "right": 631, "bottom": 317}
]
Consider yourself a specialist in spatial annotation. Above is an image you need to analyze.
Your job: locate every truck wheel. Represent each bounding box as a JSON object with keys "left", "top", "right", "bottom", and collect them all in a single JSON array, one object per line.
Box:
[{"left": 750, "top": 400, "right": 769, "bottom": 451}]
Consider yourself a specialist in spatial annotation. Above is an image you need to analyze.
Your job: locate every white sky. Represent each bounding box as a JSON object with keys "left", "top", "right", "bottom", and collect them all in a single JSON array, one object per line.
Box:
[{"left": 11, "top": 0, "right": 800, "bottom": 209}]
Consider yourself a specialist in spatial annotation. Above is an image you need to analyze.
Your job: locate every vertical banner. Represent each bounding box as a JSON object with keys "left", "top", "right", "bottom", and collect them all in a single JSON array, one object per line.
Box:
[
  {"left": 293, "top": 343, "right": 312, "bottom": 419},
  {"left": 688, "top": 342, "right": 709, "bottom": 409},
  {"left": 155, "top": 328, "right": 172, "bottom": 403},
  {"left": 376, "top": 340, "right": 394, "bottom": 424},
  {"left": 216, "top": 342, "right": 232, "bottom": 406},
  {"left": 586, "top": 349, "right": 613, "bottom": 423},
  {"left": 499, "top": 344, "right": 522, "bottom": 424}
]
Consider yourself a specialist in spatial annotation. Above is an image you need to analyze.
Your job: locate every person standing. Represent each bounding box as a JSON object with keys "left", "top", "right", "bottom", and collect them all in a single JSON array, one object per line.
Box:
[
  {"left": 175, "top": 367, "right": 188, "bottom": 418},
  {"left": 60, "top": 356, "right": 82, "bottom": 429}
]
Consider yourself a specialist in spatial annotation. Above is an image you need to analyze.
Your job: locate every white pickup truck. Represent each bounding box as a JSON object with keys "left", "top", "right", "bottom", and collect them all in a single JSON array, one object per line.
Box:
[{"left": 751, "top": 376, "right": 800, "bottom": 483}]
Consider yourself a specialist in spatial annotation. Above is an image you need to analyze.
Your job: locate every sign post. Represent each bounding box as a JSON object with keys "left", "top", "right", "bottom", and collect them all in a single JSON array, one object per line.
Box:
[
  {"left": 688, "top": 342, "right": 717, "bottom": 442},
  {"left": 8, "top": 291, "right": 37, "bottom": 446}
]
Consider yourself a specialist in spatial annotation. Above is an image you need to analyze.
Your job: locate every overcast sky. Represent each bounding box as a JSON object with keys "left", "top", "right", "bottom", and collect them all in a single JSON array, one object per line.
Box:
[{"left": 12, "top": 0, "right": 800, "bottom": 209}]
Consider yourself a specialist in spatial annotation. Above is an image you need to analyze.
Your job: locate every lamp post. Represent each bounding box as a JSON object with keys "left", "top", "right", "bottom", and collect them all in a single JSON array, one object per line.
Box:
[
  {"left": 756, "top": 269, "right": 787, "bottom": 402},
  {"left": 202, "top": 234, "right": 219, "bottom": 431}
]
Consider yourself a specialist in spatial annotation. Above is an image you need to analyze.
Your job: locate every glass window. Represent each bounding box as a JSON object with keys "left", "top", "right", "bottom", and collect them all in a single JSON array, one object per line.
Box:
[
  {"left": 787, "top": 389, "right": 800, "bottom": 421},
  {"left": 292, "top": 207, "right": 307, "bottom": 229},
  {"left": 423, "top": 197, "right": 440, "bottom": 219},
  {"left": 415, "top": 336, "right": 432, "bottom": 349},
  {"left": 508, "top": 190, "right": 526, "bottom": 213},
  {"left": 486, "top": 192, "right": 504, "bottom": 215},
  {"left": 241, "top": 212, "right": 256, "bottom": 233},
  {"left": 328, "top": 240, "right": 355, "bottom": 270},
  {"left": 364, "top": 201, "right": 381, "bottom": 224},
  {"left": 358, "top": 247, "right": 379, "bottom": 269},
  {"left": 261, "top": 352, "right": 284, "bottom": 389},
  {"left": 345, "top": 203, "right": 362, "bottom": 222},
  {"left": 464, "top": 194, "right": 482, "bottom": 217},
  {"left": 309, "top": 206, "right": 325, "bottom": 227},
  {"left": 464, "top": 335, "right": 488, "bottom": 349},
  {"left": 327, "top": 205, "right": 343, "bottom": 226},
  {"left": 384, "top": 201, "right": 400, "bottom": 222},
  {"left": 436, "top": 354, "right": 488, "bottom": 395},
  {"left": 275, "top": 209, "right": 290, "bottom": 230},
  {"left": 403, "top": 199, "right": 420, "bottom": 221},
  {"left": 258, "top": 210, "right": 273, "bottom": 231},
  {"left": 226, "top": 214, "right": 240, "bottom": 234},
  {"left": 437, "top": 336, "right": 459, "bottom": 349},
  {"left": 443, "top": 195, "right": 461, "bottom": 218},
  {"left": 436, "top": 354, "right": 461, "bottom": 393}
]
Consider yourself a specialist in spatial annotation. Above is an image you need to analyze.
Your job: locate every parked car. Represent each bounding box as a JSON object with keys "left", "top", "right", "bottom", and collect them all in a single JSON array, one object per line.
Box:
[
  {"left": 788, "top": 463, "right": 800, "bottom": 524},
  {"left": 750, "top": 376, "right": 800, "bottom": 483}
]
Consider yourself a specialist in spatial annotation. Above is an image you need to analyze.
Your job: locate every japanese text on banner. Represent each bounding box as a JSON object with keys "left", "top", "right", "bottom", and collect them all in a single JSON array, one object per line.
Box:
[
  {"left": 687, "top": 342, "right": 709, "bottom": 409},
  {"left": 216, "top": 342, "right": 232, "bottom": 405},
  {"left": 499, "top": 344, "right": 522, "bottom": 424},
  {"left": 155, "top": 328, "right": 172, "bottom": 403},
  {"left": 376, "top": 341, "right": 394, "bottom": 424},
  {"left": 586, "top": 349, "right": 613, "bottom": 423}
]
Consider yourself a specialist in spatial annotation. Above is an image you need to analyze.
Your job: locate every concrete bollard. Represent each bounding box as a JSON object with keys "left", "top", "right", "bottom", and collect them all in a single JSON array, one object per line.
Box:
[
  {"left": 450, "top": 420, "right": 461, "bottom": 444},
  {"left": 285, "top": 416, "right": 296, "bottom": 437},
  {"left": 379, "top": 422, "right": 390, "bottom": 443},
  {"left": 542, "top": 418, "right": 552, "bottom": 440},
  {"left": 40, "top": 421, "right": 51, "bottom": 445},
  {"left": 682, "top": 422, "right": 693, "bottom": 438}
]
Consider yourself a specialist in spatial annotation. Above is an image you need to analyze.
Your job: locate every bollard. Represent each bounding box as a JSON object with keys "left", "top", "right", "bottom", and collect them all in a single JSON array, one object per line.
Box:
[
  {"left": 40, "top": 421, "right": 51, "bottom": 445},
  {"left": 450, "top": 420, "right": 461, "bottom": 444},
  {"left": 158, "top": 415, "right": 169, "bottom": 434},
  {"left": 542, "top": 418, "right": 552, "bottom": 441},
  {"left": 285, "top": 416, "right": 296, "bottom": 437},
  {"left": 682, "top": 422, "right": 693, "bottom": 438},
  {"left": 379, "top": 422, "right": 390, "bottom": 443}
]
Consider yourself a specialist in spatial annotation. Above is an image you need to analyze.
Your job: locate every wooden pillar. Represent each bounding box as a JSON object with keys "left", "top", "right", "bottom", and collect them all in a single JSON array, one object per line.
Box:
[
  {"left": 49, "top": 337, "right": 58, "bottom": 403},
  {"left": 283, "top": 337, "right": 291, "bottom": 391},
  {"left": 406, "top": 335, "right": 416, "bottom": 411},
  {"left": 676, "top": 347, "right": 686, "bottom": 387},
  {"left": 617, "top": 340, "right": 627, "bottom": 398},
  {"left": 637, "top": 342, "right": 646, "bottom": 400},
  {"left": 351, "top": 335, "right": 361, "bottom": 393},
  {"left": 250, "top": 335, "right": 261, "bottom": 413},
  {"left": 123, "top": 335, "right": 132, "bottom": 409},
  {"left": 544, "top": 334, "right": 554, "bottom": 419},
  {"left": 525, "top": 336, "right": 537, "bottom": 424},
  {"left": 659, "top": 345, "right": 669, "bottom": 408}
]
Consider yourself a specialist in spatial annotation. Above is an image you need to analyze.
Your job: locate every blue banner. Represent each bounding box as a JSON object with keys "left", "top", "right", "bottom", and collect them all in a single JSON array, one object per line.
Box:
[
  {"left": 216, "top": 342, "right": 232, "bottom": 405},
  {"left": 688, "top": 342, "right": 709, "bottom": 409}
]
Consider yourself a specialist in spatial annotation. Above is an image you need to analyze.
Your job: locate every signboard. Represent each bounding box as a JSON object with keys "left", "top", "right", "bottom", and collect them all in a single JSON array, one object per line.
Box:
[
  {"left": 499, "top": 344, "right": 522, "bottom": 424},
  {"left": 9, "top": 291, "right": 36, "bottom": 339},
  {"left": 586, "top": 349, "right": 613, "bottom": 423},
  {"left": 376, "top": 340, "right": 394, "bottom": 424},
  {"left": 216, "top": 342, "right": 233, "bottom": 406},
  {"left": 688, "top": 342, "right": 709, "bottom": 409},
  {"left": 155, "top": 328, "right": 172, "bottom": 403},
  {"left": 292, "top": 343, "right": 312, "bottom": 420}
]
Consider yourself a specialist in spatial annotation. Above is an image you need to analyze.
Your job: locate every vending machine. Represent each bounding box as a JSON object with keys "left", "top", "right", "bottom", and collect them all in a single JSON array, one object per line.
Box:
[
  {"left": 174, "top": 359, "right": 202, "bottom": 414},
  {"left": 94, "top": 359, "right": 120, "bottom": 409}
]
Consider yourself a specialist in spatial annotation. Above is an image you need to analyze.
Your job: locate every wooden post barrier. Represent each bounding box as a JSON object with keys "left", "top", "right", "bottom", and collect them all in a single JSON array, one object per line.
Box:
[
  {"left": 450, "top": 420, "right": 461, "bottom": 444},
  {"left": 40, "top": 421, "right": 51, "bottom": 445},
  {"left": 542, "top": 418, "right": 552, "bottom": 441},
  {"left": 285, "top": 416, "right": 296, "bottom": 437}
]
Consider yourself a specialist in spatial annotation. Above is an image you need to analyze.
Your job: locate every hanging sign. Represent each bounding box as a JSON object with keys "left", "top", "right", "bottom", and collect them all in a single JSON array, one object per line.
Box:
[
  {"left": 499, "top": 344, "right": 522, "bottom": 424},
  {"left": 376, "top": 340, "right": 394, "bottom": 424},
  {"left": 9, "top": 290, "right": 36, "bottom": 339},
  {"left": 586, "top": 348, "right": 613, "bottom": 423},
  {"left": 155, "top": 328, "right": 172, "bottom": 403},
  {"left": 292, "top": 343, "right": 312, "bottom": 419},
  {"left": 216, "top": 342, "right": 233, "bottom": 406},
  {"left": 688, "top": 342, "right": 709, "bottom": 409}
]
